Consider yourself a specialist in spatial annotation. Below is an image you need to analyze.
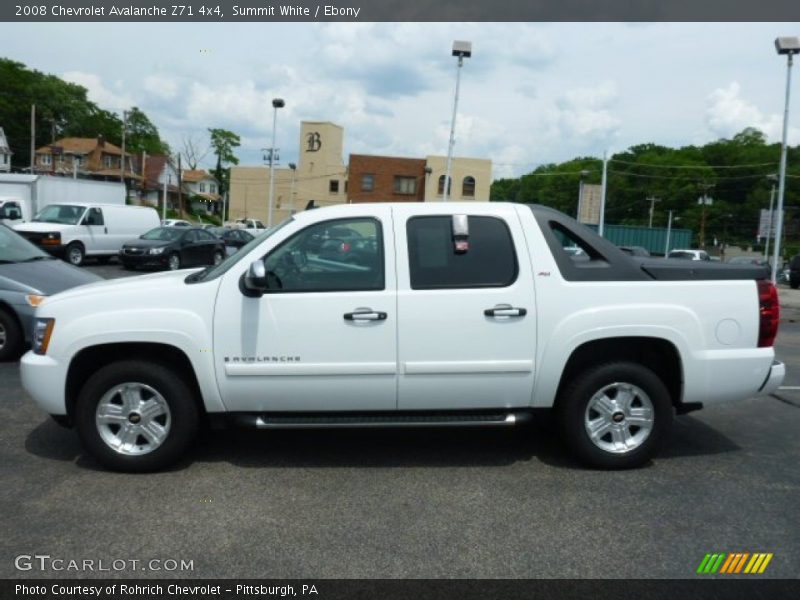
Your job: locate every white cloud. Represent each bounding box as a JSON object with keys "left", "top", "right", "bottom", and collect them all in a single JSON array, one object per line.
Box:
[
  {"left": 704, "top": 82, "right": 799, "bottom": 144},
  {"left": 143, "top": 74, "right": 180, "bottom": 100},
  {"left": 61, "top": 71, "right": 134, "bottom": 112},
  {"left": 553, "top": 81, "right": 621, "bottom": 140}
]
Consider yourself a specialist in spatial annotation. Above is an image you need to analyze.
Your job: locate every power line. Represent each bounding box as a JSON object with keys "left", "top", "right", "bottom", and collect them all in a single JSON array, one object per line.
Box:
[{"left": 609, "top": 158, "right": 776, "bottom": 170}]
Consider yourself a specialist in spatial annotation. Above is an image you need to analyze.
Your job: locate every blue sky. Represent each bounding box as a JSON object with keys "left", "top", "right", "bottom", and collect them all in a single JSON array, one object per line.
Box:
[{"left": 2, "top": 22, "right": 799, "bottom": 178}]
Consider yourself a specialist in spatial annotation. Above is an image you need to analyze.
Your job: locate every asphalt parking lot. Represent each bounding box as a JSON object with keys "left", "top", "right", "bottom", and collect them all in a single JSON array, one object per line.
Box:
[{"left": 1, "top": 259, "right": 799, "bottom": 579}]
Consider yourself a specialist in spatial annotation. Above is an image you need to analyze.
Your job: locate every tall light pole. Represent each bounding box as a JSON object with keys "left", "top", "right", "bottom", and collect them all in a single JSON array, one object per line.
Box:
[
  {"left": 665, "top": 210, "right": 677, "bottom": 256},
  {"left": 267, "top": 97, "right": 285, "bottom": 227},
  {"left": 120, "top": 109, "right": 128, "bottom": 184},
  {"left": 599, "top": 151, "right": 609, "bottom": 236},
  {"left": 773, "top": 37, "right": 799, "bottom": 284},
  {"left": 443, "top": 40, "right": 471, "bottom": 202},
  {"left": 765, "top": 173, "right": 778, "bottom": 261}
]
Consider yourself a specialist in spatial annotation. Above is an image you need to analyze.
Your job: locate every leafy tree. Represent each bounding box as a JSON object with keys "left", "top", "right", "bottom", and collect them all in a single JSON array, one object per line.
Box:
[
  {"left": 124, "top": 107, "right": 170, "bottom": 156},
  {"left": 208, "top": 128, "right": 241, "bottom": 218},
  {"left": 0, "top": 58, "right": 168, "bottom": 168}
]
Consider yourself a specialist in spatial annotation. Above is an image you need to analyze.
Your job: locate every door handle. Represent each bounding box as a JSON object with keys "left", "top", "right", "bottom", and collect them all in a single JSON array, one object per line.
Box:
[
  {"left": 344, "top": 309, "right": 388, "bottom": 321},
  {"left": 484, "top": 306, "right": 527, "bottom": 317}
]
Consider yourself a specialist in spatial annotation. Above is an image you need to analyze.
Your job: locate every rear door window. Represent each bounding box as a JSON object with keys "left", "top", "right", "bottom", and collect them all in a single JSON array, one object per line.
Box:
[{"left": 406, "top": 216, "right": 518, "bottom": 289}]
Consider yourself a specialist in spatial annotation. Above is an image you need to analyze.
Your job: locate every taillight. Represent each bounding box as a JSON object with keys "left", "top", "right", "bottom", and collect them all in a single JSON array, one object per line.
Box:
[{"left": 757, "top": 280, "right": 779, "bottom": 347}]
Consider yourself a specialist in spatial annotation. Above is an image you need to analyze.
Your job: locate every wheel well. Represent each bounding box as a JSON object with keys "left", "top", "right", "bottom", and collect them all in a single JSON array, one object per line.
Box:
[
  {"left": 65, "top": 342, "right": 205, "bottom": 421},
  {"left": 555, "top": 337, "right": 683, "bottom": 409}
]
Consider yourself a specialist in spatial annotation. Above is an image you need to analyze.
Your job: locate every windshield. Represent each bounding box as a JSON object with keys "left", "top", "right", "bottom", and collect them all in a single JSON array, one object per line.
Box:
[
  {"left": 33, "top": 204, "right": 87, "bottom": 225},
  {"left": 186, "top": 217, "right": 293, "bottom": 284},
  {"left": 0, "top": 224, "right": 51, "bottom": 263},
  {"left": 141, "top": 227, "right": 184, "bottom": 241}
]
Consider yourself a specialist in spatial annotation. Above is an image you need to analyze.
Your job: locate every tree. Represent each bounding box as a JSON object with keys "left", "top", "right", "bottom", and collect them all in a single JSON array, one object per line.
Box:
[
  {"left": 124, "top": 107, "right": 170, "bottom": 156},
  {"left": 208, "top": 128, "right": 241, "bottom": 219},
  {"left": 0, "top": 58, "right": 169, "bottom": 169},
  {"left": 180, "top": 133, "right": 210, "bottom": 170}
]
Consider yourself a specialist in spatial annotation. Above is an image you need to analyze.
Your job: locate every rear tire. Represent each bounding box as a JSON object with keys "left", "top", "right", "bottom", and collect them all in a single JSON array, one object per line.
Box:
[
  {"left": 791, "top": 279, "right": 799, "bottom": 290},
  {"left": 0, "top": 309, "right": 23, "bottom": 362},
  {"left": 556, "top": 361, "right": 673, "bottom": 469},
  {"left": 75, "top": 360, "right": 199, "bottom": 472}
]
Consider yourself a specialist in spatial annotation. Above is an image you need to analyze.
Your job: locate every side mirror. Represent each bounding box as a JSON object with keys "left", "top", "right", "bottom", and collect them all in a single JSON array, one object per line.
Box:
[{"left": 242, "top": 260, "right": 267, "bottom": 296}]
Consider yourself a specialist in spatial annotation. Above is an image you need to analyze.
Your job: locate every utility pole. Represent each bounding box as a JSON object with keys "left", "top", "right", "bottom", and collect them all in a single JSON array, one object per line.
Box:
[
  {"left": 599, "top": 151, "right": 609, "bottom": 236},
  {"left": 647, "top": 196, "right": 661, "bottom": 228},
  {"left": 30, "top": 104, "right": 35, "bottom": 173},
  {"left": 765, "top": 174, "right": 778, "bottom": 261},
  {"left": 665, "top": 210, "right": 674, "bottom": 255},
  {"left": 698, "top": 183, "right": 714, "bottom": 249},
  {"left": 120, "top": 110, "right": 127, "bottom": 184}
]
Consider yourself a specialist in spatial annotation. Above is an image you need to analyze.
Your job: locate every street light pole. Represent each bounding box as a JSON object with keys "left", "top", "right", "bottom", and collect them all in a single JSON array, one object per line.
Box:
[
  {"left": 444, "top": 41, "right": 471, "bottom": 202},
  {"left": 267, "top": 98, "right": 285, "bottom": 227},
  {"left": 772, "top": 36, "right": 799, "bottom": 284},
  {"left": 599, "top": 151, "right": 608, "bottom": 236}
]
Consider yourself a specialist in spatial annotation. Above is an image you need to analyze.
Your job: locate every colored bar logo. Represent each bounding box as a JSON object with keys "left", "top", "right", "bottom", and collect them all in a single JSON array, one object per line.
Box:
[{"left": 696, "top": 552, "right": 773, "bottom": 574}]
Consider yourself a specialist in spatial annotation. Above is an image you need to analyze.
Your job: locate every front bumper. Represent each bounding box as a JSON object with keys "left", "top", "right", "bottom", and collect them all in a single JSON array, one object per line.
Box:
[
  {"left": 758, "top": 360, "right": 785, "bottom": 396},
  {"left": 119, "top": 251, "right": 170, "bottom": 269},
  {"left": 20, "top": 350, "right": 67, "bottom": 415}
]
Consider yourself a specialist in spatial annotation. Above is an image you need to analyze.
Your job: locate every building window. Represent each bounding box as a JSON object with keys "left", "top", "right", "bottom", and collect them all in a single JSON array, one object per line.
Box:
[
  {"left": 74, "top": 157, "right": 82, "bottom": 167},
  {"left": 199, "top": 183, "right": 206, "bottom": 193},
  {"left": 437, "top": 175, "right": 451, "bottom": 196},
  {"left": 329, "top": 180, "right": 340, "bottom": 194},
  {"left": 462, "top": 176, "right": 476, "bottom": 197},
  {"left": 361, "top": 174, "right": 375, "bottom": 192},
  {"left": 394, "top": 176, "right": 417, "bottom": 195},
  {"left": 210, "top": 184, "right": 216, "bottom": 194},
  {"left": 40, "top": 154, "right": 52, "bottom": 166},
  {"left": 103, "top": 155, "right": 114, "bottom": 168}
]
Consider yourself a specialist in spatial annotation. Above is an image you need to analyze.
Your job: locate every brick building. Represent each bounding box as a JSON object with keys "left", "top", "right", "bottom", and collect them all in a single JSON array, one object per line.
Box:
[{"left": 348, "top": 155, "right": 427, "bottom": 203}]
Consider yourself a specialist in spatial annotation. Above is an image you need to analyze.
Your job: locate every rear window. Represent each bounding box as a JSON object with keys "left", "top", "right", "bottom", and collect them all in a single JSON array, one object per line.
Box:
[{"left": 407, "top": 216, "right": 518, "bottom": 289}]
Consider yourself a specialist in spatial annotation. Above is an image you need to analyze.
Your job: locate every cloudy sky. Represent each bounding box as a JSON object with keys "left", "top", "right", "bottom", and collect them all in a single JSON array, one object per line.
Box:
[{"left": 2, "top": 22, "right": 799, "bottom": 178}]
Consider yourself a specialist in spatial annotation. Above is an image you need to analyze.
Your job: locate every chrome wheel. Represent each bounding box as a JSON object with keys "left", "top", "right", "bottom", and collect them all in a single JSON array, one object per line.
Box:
[
  {"left": 584, "top": 382, "right": 654, "bottom": 454},
  {"left": 95, "top": 383, "right": 172, "bottom": 456},
  {"left": 168, "top": 254, "right": 181, "bottom": 270}
]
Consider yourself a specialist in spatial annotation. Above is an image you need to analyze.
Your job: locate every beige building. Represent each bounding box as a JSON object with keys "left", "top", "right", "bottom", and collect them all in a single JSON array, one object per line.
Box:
[
  {"left": 229, "top": 120, "right": 491, "bottom": 226},
  {"left": 229, "top": 121, "right": 348, "bottom": 227},
  {"left": 422, "top": 155, "right": 491, "bottom": 202}
]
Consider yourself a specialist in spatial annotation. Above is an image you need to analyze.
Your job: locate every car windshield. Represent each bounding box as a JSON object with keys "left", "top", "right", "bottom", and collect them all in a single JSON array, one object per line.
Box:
[
  {"left": 0, "top": 224, "right": 52, "bottom": 263},
  {"left": 141, "top": 227, "right": 184, "bottom": 241},
  {"left": 185, "top": 217, "right": 293, "bottom": 284},
  {"left": 32, "top": 204, "right": 86, "bottom": 225},
  {"left": 668, "top": 251, "right": 694, "bottom": 259}
]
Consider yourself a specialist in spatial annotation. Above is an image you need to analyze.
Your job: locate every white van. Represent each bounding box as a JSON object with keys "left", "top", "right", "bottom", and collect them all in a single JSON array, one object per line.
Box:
[{"left": 13, "top": 203, "right": 160, "bottom": 266}]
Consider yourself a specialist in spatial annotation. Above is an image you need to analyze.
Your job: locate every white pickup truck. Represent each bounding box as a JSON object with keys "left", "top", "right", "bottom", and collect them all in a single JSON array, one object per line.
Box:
[{"left": 21, "top": 202, "right": 784, "bottom": 472}]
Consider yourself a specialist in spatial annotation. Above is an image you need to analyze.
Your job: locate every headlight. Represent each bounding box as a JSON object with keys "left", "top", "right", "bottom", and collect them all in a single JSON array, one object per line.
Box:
[
  {"left": 25, "top": 294, "right": 47, "bottom": 307},
  {"left": 32, "top": 318, "right": 55, "bottom": 355},
  {"left": 42, "top": 232, "right": 61, "bottom": 246},
  {"left": 148, "top": 247, "right": 166, "bottom": 255}
]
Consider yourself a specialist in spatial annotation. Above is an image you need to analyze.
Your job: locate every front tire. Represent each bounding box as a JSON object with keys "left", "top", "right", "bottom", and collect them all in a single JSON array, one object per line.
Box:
[
  {"left": 167, "top": 252, "right": 181, "bottom": 271},
  {"left": 75, "top": 360, "right": 199, "bottom": 472},
  {"left": 556, "top": 362, "right": 673, "bottom": 469},
  {"left": 66, "top": 242, "right": 85, "bottom": 266}
]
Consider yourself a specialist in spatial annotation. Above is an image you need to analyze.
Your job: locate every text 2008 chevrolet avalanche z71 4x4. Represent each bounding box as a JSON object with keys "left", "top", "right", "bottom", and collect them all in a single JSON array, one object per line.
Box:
[{"left": 21, "top": 203, "right": 784, "bottom": 471}]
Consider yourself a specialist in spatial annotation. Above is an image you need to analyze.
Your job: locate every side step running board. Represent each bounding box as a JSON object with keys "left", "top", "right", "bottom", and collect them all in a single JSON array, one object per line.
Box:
[{"left": 232, "top": 411, "right": 531, "bottom": 429}]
